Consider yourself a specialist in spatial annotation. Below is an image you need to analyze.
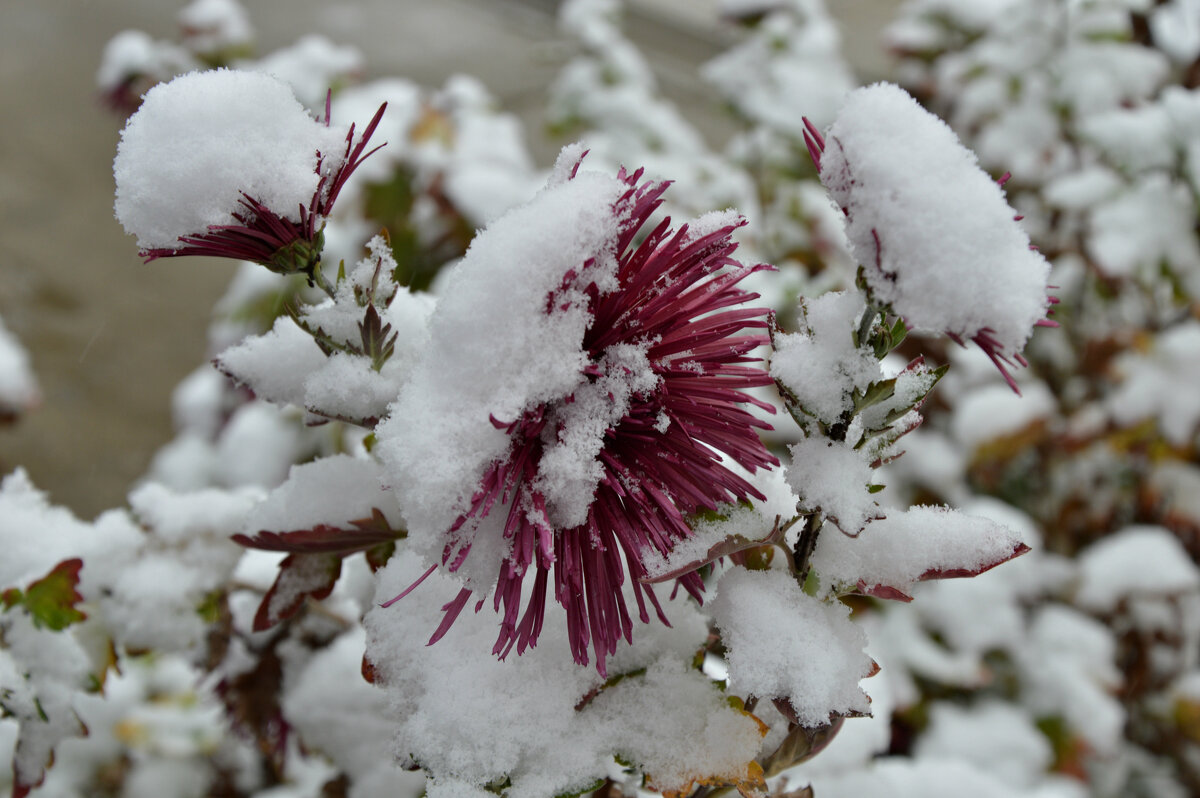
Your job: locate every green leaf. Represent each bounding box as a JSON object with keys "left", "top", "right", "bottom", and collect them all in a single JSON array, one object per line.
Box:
[
  {"left": 852, "top": 377, "right": 898, "bottom": 414},
  {"left": 2, "top": 559, "right": 87, "bottom": 631},
  {"left": 196, "top": 590, "right": 223, "bottom": 624}
]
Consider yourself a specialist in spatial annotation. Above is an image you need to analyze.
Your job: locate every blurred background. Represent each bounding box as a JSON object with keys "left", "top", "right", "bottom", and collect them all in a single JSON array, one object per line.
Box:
[{"left": 0, "top": 0, "right": 902, "bottom": 518}]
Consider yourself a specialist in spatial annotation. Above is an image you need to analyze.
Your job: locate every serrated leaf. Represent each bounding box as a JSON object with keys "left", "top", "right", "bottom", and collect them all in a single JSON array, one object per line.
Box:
[
  {"left": 232, "top": 509, "right": 405, "bottom": 556},
  {"left": 852, "top": 377, "right": 898, "bottom": 415},
  {"left": 252, "top": 553, "right": 342, "bottom": 631},
  {"left": 2, "top": 559, "right": 87, "bottom": 631}
]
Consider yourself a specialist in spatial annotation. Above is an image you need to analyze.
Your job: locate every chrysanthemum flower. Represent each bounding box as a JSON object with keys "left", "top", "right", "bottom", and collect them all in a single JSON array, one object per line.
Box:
[
  {"left": 113, "top": 69, "right": 384, "bottom": 283},
  {"left": 804, "top": 83, "right": 1057, "bottom": 392},
  {"left": 376, "top": 148, "right": 778, "bottom": 675}
]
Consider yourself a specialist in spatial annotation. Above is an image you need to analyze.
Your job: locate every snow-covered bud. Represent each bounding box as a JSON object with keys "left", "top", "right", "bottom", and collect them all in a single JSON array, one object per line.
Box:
[
  {"left": 113, "top": 69, "right": 384, "bottom": 284},
  {"left": 811, "top": 82, "right": 1056, "bottom": 392}
]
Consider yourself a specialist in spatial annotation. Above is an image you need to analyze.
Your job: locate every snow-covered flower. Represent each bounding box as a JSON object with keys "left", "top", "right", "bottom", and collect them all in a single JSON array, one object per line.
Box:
[
  {"left": 805, "top": 83, "right": 1056, "bottom": 392},
  {"left": 113, "top": 69, "right": 384, "bottom": 282},
  {"left": 376, "top": 148, "right": 779, "bottom": 675}
]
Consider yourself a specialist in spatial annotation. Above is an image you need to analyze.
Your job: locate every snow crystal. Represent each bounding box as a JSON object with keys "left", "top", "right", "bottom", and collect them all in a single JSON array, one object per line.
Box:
[
  {"left": 1075, "top": 526, "right": 1200, "bottom": 612},
  {"left": 771, "top": 291, "right": 879, "bottom": 426},
  {"left": 811, "top": 505, "right": 1027, "bottom": 598},
  {"left": 114, "top": 69, "right": 346, "bottom": 250},
  {"left": 711, "top": 567, "right": 873, "bottom": 727},
  {"left": 373, "top": 148, "right": 627, "bottom": 585},
  {"left": 1149, "top": 462, "right": 1200, "bottom": 529},
  {"left": 786, "top": 435, "right": 879, "bottom": 535},
  {"left": 1, "top": 613, "right": 94, "bottom": 796},
  {"left": 896, "top": 0, "right": 1020, "bottom": 31},
  {"left": 99, "top": 482, "right": 261, "bottom": 652},
  {"left": 819, "top": 83, "right": 1051, "bottom": 359}
]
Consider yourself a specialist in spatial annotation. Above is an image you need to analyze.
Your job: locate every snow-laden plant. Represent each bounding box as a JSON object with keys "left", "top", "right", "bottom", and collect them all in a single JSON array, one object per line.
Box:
[{"left": 2, "top": 4, "right": 1067, "bottom": 796}]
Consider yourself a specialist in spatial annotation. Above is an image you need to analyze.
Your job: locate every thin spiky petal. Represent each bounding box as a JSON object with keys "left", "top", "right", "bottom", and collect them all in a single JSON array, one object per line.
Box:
[{"left": 411, "top": 164, "right": 778, "bottom": 675}]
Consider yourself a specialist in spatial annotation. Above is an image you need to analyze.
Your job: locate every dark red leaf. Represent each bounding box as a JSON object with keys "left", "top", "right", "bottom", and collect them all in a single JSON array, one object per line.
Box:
[{"left": 252, "top": 553, "right": 342, "bottom": 632}]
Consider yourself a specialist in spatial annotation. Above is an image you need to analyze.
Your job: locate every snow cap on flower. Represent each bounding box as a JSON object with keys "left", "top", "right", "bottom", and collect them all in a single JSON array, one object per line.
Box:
[
  {"left": 810, "top": 82, "right": 1054, "bottom": 391},
  {"left": 113, "top": 68, "right": 384, "bottom": 275},
  {"left": 375, "top": 145, "right": 779, "bottom": 675}
]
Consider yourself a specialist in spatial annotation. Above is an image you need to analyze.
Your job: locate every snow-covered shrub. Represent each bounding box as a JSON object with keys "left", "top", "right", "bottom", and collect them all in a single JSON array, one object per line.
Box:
[{"left": 11, "top": 1, "right": 1159, "bottom": 796}]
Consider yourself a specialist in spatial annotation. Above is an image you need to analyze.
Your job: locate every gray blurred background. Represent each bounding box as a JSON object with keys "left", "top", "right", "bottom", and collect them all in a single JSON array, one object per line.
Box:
[{"left": 0, "top": 0, "right": 902, "bottom": 518}]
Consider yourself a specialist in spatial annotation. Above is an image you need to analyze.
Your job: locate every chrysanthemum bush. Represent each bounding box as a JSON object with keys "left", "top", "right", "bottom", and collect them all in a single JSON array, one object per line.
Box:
[{"left": 10, "top": 0, "right": 1191, "bottom": 796}]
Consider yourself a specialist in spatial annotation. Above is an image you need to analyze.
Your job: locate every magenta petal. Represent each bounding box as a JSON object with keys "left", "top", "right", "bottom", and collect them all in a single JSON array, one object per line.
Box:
[{"left": 409, "top": 160, "right": 780, "bottom": 674}]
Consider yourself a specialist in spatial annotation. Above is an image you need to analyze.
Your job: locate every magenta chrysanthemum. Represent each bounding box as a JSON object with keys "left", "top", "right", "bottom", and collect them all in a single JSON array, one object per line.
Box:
[{"left": 377, "top": 151, "right": 779, "bottom": 675}]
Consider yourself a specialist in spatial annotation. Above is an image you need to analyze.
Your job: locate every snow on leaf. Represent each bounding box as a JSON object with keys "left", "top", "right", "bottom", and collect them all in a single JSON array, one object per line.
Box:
[
  {"left": 640, "top": 525, "right": 778, "bottom": 584},
  {"left": 811, "top": 506, "right": 1031, "bottom": 601},
  {"left": 649, "top": 759, "right": 767, "bottom": 798},
  {"left": 1, "top": 558, "right": 86, "bottom": 631},
  {"left": 10, "top": 707, "right": 88, "bottom": 798},
  {"left": 232, "top": 507, "right": 405, "bottom": 556},
  {"left": 252, "top": 552, "right": 342, "bottom": 631},
  {"left": 711, "top": 568, "right": 873, "bottom": 727}
]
